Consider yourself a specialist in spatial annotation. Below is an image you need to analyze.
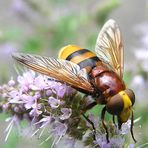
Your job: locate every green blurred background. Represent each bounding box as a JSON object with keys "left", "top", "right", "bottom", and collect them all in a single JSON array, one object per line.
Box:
[{"left": 0, "top": 0, "right": 148, "bottom": 147}]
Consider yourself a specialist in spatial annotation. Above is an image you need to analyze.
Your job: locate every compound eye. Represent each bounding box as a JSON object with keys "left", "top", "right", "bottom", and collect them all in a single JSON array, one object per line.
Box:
[
  {"left": 124, "top": 89, "right": 135, "bottom": 105},
  {"left": 106, "top": 94, "right": 124, "bottom": 115}
]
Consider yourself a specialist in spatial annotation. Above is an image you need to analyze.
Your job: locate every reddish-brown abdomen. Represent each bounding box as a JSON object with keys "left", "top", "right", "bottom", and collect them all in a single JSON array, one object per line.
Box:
[{"left": 91, "top": 66, "right": 125, "bottom": 98}]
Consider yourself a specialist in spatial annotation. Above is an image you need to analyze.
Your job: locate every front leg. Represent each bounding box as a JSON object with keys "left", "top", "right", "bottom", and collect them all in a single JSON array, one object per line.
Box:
[
  {"left": 101, "top": 106, "right": 109, "bottom": 143},
  {"left": 112, "top": 115, "right": 117, "bottom": 127},
  {"left": 80, "top": 96, "right": 97, "bottom": 141},
  {"left": 82, "top": 113, "right": 96, "bottom": 141}
]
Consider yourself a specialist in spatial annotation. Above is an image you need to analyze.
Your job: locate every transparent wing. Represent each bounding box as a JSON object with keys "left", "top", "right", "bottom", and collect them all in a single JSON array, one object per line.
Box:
[
  {"left": 95, "top": 19, "right": 124, "bottom": 78},
  {"left": 12, "top": 53, "right": 94, "bottom": 93}
]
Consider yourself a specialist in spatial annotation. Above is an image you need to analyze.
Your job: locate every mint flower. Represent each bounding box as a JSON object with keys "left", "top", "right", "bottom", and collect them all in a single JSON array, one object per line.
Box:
[
  {"left": 48, "top": 96, "right": 60, "bottom": 109},
  {"left": 0, "top": 71, "right": 136, "bottom": 147},
  {"left": 60, "top": 108, "right": 72, "bottom": 120}
]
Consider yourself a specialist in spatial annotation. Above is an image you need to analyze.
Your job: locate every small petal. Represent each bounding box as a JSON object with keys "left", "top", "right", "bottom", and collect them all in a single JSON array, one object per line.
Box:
[
  {"left": 0, "top": 86, "right": 2, "bottom": 91},
  {"left": 21, "top": 94, "right": 35, "bottom": 109},
  {"left": 34, "top": 92, "right": 41, "bottom": 99},
  {"left": 2, "top": 93, "right": 8, "bottom": 98},
  {"left": 29, "top": 108, "right": 42, "bottom": 117},
  {"left": 9, "top": 90, "right": 19, "bottom": 98},
  {"left": 29, "top": 84, "right": 39, "bottom": 91},
  {"left": 54, "top": 84, "right": 67, "bottom": 98},
  {"left": 32, "top": 75, "right": 50, "bottom": 90},
  {"left": 52, "top": 122, "right": 67, "bottom": 136},
  {"left": 110, "top": 137, "right": 125, "bottom": 146},
  {"left": 60, "top": 108, "right": 72, "bottom": 120},
  {"left": 87, "top": 113, "right": 98, "bottom": 128},
  {"left": 8, "top": 79, "right": 15, "bottom": 87},
  {"left": 36, "top": 116, "right": 52, "bottom": 128},
  {"left": 94, "top": 134, "right": 110, "bottom": 148},
  {"left": 20, "top": 85, "right": 29, "bottom": 92},
  {"left": 48, "top": 97, "right": 60, "bottom": 109},
  {"left": 46, "top": 90, "right": 52, "bottom": 96},
  {"left": 128, "top": 144, "right": 135, "bottom": 148},
  {"left": 66, "top": 86, "right": 76, "bottom": 95},
  {"left": 2, "top": 103, "right": 9, "bottom": 110},
  {"left": 64, "top": 138, "right": 76, "bottom": 148},
  {"left": 17, "top": 71, "right": 35, "bottom": 91},
  {"left": 8, "top": 90, "right": 22, "bottom": 103},
  {"left": 120, "top": 120, "right": 131, "bottom": 135}
]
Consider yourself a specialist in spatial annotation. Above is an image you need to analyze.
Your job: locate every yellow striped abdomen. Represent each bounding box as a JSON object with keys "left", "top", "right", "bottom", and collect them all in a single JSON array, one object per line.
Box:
[{"left": 58, "top": 45, "right": 101, "bottom": 69}]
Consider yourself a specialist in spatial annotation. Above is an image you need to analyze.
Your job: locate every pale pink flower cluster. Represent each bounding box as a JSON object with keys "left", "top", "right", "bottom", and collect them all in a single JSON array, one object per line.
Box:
[{"left": 0, "top": 71, "right": 134, "bottom": 147}]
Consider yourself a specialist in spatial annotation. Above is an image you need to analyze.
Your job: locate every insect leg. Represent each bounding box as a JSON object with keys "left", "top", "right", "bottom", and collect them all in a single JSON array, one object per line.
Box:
[
  {"left": 81, "top": 98, "right": 97, "bottom": 141},
  {"left": 101, "top": 106, "right": 109, "bottom": 143},
  {"left": 131, "top": 110, "right": 137, "bottom": 143},
  {"left": 112, "top": 115, "right": 117, "bottom": 127},
  {"left": 113, "top": 115, "right": 115, "bottom": 124},
  {"left": 82, "top": 101, "right": 97, "bottom": 112},
  {"left": 82, "top": 113, "right": 96, "bottom": 140}
]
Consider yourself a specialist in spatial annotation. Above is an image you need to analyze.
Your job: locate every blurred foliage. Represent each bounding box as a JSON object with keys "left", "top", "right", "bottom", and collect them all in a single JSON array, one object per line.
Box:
[
  {"left": 22, "top": 36, "right": 44, "bottom": 53},
  {"left": 0, "top": 0, "right": 121, "bottom": 54},
  {"left": 50, "top": 15, "right": 79, "bottom": 49},
  {"left": 1, "top": 28, "right": 22, "bottom": 42},
  {"left": 95, "top": 0, "right": 120, "bottom": 25},
  {"left": 123, "top": 71, "right": 133, "bottom": 84}
]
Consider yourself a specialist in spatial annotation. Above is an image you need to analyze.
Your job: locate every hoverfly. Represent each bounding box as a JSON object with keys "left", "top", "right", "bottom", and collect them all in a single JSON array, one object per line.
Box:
[{"left": 12, "top": 19, "right": 136, "bottom": 143}]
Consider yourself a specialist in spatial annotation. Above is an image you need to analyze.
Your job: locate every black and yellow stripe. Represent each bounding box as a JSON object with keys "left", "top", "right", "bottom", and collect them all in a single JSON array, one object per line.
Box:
[{"left": 58, "top": 45, "right": 101, "bottom": 69}]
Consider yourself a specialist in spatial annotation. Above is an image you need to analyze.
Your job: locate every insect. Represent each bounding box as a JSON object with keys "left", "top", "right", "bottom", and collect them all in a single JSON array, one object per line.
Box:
[{"left": 12, "top": 19, "right": 136, "bottom": 143}]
